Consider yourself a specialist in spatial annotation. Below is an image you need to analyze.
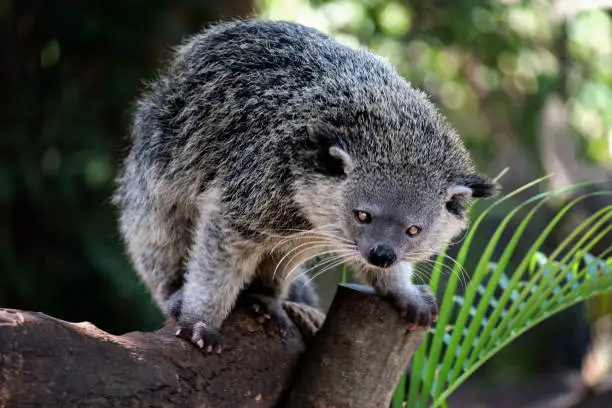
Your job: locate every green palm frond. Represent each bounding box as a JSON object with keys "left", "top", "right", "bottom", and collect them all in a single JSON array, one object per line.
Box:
[{"left": 394, "top": 180, "right": 612, "bottom": 408}]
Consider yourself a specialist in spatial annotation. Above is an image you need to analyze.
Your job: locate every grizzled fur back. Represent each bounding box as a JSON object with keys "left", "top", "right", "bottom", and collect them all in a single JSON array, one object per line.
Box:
[{"left": 115, "top": 20, "right": 477, "bottom": 237}]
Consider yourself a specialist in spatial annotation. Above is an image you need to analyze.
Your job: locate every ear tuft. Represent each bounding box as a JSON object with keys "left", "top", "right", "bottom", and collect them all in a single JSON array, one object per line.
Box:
[{"left": 456, "top": 174, "right": 500, "bottom": 198}]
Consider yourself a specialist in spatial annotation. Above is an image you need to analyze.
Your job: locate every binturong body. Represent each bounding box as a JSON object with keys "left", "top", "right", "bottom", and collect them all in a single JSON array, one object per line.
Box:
[{"left": 113, "top": 19, "right": 496, "bottom": 352}]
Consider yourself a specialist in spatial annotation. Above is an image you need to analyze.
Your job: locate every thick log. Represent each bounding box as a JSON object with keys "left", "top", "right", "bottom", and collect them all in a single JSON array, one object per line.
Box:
[
  {"left": 285, "top": 283, "right": 426, "bottom": 408},
  {"left": 0, "top": 284, "right": 425, "bottom": 408},
  {"left": 0, "top": 303, "right": 324, "bottom": 408}
]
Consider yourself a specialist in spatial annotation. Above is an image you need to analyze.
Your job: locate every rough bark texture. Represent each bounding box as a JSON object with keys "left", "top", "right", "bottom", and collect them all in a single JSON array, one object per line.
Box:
[
  {"left": 286, "top": 283, "right": 426, "bottom": 408},
  {"left": 0, "top": 284, "right": 425, "bottom": 408},
  {"left": 0, "top": 303, "right": 324, "bottom": 408}
]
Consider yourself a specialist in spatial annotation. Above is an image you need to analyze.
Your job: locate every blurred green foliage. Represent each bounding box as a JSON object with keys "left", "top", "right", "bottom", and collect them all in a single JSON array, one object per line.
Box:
[
  {"left": 404, "top": 182, "right": 612, "bottom": 407},
  {"left": 1, "top": 0, "right": 227, "bottom": 333}
]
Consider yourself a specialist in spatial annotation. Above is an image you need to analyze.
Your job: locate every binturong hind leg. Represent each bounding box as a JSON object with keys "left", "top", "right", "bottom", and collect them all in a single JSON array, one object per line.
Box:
[
  {"left": 117, "top": 199, "right": 193, "bottom": 313},
  {"left": 241, "top": 256, "right": 318, "bottom": 337},
  {"left": 241, "top": 291, "right": 295, "bottom": 337}
]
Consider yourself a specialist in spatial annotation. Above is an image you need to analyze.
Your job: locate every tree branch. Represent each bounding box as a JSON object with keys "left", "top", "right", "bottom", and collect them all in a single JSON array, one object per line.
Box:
[
  {"left": 0, "top": 284, "right": 425, "bottom": 408},
  {"left": 286, "top": 283, "right": 426, "bottom": 408}
]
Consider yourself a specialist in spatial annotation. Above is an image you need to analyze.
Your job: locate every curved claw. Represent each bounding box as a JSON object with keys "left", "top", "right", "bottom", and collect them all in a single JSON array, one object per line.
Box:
[{"left": 175, "top": 320, "right": 223, "bottom": 353}]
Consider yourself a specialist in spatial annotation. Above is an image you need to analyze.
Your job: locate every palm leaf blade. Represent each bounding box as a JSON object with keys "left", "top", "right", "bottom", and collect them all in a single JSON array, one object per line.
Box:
[{"left": 400, "top": 182, "right": 612, "bottom": 408}]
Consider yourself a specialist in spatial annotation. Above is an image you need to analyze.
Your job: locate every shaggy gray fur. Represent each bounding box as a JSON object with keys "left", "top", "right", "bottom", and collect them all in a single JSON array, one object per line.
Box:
[{"left": 113, "top": 19, "right": 495, "bottom": 351}]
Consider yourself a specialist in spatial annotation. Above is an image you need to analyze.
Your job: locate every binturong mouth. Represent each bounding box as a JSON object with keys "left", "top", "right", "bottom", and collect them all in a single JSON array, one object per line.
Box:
[{"left": 364, "top": 244, "right": 397, "bottom": 269}]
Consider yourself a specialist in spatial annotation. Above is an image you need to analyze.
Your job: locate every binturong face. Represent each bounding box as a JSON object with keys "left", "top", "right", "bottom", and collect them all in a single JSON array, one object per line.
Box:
[
  {"left": 292, "top": 118, "right": 498, "bottom": 273},
  {"left": 341, "top": 169, "right": 491, "bottom": 269}
]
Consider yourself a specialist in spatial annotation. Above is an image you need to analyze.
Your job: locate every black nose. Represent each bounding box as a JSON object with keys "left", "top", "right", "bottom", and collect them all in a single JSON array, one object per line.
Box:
[{"left": 368, "top": 244, "right": 397, "bottom": 268}]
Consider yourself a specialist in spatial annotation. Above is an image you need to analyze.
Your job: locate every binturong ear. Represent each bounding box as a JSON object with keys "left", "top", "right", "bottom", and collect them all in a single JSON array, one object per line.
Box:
[
  {"left": 445, "top": 175, "right": 498, "bottom": 216},
  {"left": 447, "top": 185, "right": 473, "bottom": 201},
  {"left": 328, "top": 146, "right": 354, "bottom": 174},
  {"left": 454, "top": 174, "right": 500, "bottom": 199},
  {"left": 445, "top": 185, "right": 473, "bottom": 216},
  {"left": 306, "top": 122, "right": 354, "bottom": 177}
]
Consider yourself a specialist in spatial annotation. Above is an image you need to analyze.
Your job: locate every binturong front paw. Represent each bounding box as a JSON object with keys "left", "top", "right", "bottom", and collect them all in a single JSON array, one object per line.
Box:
[
  {"left": 175, "top": 318, "right": 223, "bottom": 354},
  {"left": 383, "top": 285, "right": 439, "bottom": 331},
  {"left": 163, "top": 289, "right": 223, "bottom": 353}
]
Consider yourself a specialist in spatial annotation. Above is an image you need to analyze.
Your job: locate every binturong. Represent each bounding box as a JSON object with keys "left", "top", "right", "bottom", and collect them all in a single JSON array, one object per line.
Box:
[{"left": 113, "top": 19, "right": 498, "bottom": 353}]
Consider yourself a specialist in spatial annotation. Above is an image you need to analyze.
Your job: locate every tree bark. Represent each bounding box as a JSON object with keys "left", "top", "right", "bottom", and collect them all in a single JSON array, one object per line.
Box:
[
  {"left": 0, "top": 284, "right": 425, "bottom": 408},
  {"left": 286, "top": 284, "right": 425, "bottom": 408}
]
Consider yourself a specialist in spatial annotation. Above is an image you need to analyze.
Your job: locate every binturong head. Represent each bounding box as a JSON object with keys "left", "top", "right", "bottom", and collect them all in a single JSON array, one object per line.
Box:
[
  {"left": 291, "top": 82, "right": 499, "bottom": 273},
  {"left": 343, "top": 170, "right": 496, "bottom": 270}
]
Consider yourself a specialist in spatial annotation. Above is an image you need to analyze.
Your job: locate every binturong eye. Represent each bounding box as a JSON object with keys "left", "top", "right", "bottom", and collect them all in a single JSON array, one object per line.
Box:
[
  {"left": 354, "top": 210, "right": 372, "bottom": 224},
  {"left": 406, "top": 225, "right": 421, "bottom": 236}
]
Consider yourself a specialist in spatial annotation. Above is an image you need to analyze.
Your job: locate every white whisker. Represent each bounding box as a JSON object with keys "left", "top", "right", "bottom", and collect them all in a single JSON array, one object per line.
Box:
[
  {"left": 412, "top": 265, "right": 428, "bottom": 286},
  {"left": 299, "top": 253, "right": 359, "bottom": 288},
  {"left": 272, "top": 241, "right": 343, "bottom": 280},
  {"left": 268, "top": 228, "right": 353, "bottom": 255},
  {"left": 270, "top": 229, "right": 355, "bottom": 245},
  {"left": 261, "top": 224, "right": 352, "bottom": 243},
  {"left": 403, "top": 251, "right": 468, "bottom": 283},
  {"left": 410, "top": 257, "right": 469, "bottom": 290},
  {"left": 450, "top": 227, "right": 470, "bottom": 246},
  {"left": 425, "top": 260, "right": 468, "bottom": 290},
  {"left": 285, "top": 249, "right": 358, "bottom": 282}
]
